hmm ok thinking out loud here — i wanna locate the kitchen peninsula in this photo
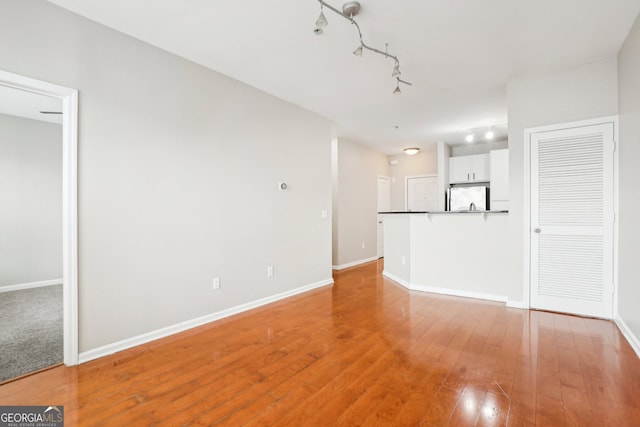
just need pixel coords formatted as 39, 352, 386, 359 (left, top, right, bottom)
380, 211, 512, 304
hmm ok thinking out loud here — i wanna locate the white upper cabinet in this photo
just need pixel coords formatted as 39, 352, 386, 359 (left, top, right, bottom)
490, 149, 509, 210
449, 154, 490, 183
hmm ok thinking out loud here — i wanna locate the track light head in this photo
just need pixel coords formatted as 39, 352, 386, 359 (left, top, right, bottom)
393, 83, 401, 95
315, 8, 328, 28
353, 44, 363, 56
392, 63, 401, 77
485, 128, 494, 140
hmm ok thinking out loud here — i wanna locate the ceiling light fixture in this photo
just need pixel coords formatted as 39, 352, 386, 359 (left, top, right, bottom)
314, 1, 412, 93
404, 147, 420, 155
465, 133, 475, 143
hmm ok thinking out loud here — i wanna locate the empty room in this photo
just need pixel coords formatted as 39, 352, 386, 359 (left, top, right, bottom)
1, 0, 640, 425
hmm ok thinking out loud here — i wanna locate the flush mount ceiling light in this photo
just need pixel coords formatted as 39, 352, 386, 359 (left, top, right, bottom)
404, 147, 420, 155
314, 1, 412, 94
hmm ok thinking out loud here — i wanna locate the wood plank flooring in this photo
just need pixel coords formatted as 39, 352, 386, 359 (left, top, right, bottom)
1, 260, 639, 426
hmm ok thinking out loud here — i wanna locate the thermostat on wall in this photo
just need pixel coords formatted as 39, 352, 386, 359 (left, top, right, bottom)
278, 182, 288, 191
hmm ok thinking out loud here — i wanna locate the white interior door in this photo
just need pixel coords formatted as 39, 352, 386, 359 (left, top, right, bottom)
530, 122, 614, 318
377, 177, 391, 258
406, 176, 438, 212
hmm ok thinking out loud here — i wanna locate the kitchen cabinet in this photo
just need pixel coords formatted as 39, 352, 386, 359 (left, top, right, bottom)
449, 154, 490, 183
490, 149, 509, 210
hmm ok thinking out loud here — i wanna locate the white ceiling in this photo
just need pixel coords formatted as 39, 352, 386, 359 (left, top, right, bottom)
0, 85, 62, 125
47, 0, 640, 154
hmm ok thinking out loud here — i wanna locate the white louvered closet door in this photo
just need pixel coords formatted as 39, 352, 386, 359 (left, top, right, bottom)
530, 122, 614, 318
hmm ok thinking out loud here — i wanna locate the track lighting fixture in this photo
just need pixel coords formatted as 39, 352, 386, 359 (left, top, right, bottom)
314, 1, 412, 93
463, 125, 503, 144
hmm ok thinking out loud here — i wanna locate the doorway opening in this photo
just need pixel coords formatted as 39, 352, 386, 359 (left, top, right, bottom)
0, 69, 79, 368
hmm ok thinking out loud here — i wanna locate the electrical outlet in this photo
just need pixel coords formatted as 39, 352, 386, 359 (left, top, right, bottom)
212, 277, 220, 289
362, 242, 365, 249
267, 266, 274, 277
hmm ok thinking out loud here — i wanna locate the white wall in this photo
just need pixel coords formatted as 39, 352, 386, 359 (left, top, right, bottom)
385, 214, 510, 300
506, 57, 619, 304
617, 14, 640, 350
388, 144, 438, 211
0, 1, 332, 353
0, 113, 62, 287
333, 138, 388, 268
450, 140, 508, 157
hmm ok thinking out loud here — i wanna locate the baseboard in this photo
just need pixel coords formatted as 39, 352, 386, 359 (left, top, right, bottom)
410, 284, 508, 303
614, 316, 640, 359
79, 277, 334, 364
0, 279, 63, 293
506, 300, 528, 309
382, 272, 507, 303
332, 256, 379, 271
382, 271, 411, 289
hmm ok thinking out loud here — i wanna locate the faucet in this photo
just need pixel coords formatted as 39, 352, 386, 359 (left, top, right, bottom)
469, 202, 476, 211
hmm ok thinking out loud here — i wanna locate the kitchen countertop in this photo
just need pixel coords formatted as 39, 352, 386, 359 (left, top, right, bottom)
378, 210, 508, 214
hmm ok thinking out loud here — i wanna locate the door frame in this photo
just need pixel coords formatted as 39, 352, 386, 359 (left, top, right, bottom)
404, 174, 438, 211
0, 69, 79, 365
522, 116, 619, 315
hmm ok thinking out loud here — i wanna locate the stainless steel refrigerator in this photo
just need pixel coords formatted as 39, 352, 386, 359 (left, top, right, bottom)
447, 186, 489, 211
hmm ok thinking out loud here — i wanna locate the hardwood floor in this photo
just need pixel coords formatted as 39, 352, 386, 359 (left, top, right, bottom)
1, 260, 639, 426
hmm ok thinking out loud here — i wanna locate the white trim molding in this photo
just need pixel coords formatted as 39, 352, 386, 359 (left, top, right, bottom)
383, 271, 508, 304
614, 317, 640, 359
332, 256, 378, 271
79, 278, 334, 364
0, 279, 63, 293
505, 300, 528, 309
0, 69, 79, 366
382, 271, 411, 289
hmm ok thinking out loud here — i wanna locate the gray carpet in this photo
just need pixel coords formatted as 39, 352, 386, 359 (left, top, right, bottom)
0, 285, 63, 383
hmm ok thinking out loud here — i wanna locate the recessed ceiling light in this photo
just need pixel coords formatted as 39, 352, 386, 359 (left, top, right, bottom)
465, 133, 474, 143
